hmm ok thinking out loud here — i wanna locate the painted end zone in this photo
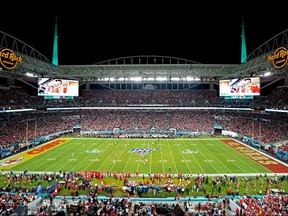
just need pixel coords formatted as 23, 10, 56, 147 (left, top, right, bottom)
221, 139, 288, 173
0, 138, 71, 169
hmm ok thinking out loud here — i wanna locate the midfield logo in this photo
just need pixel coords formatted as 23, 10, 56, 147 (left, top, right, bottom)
130, 148, 159, 156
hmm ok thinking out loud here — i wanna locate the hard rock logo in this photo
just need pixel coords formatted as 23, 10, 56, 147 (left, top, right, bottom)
0, 48, 23, 70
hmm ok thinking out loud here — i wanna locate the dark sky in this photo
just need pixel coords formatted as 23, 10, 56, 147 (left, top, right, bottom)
1, 3, 287, 65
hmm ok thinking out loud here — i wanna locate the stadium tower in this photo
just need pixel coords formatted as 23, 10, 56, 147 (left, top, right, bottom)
241, 15, 247, 64
52, 17, 58, 66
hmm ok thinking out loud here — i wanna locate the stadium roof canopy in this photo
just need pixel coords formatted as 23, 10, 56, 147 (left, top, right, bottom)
0, 29, 287, 83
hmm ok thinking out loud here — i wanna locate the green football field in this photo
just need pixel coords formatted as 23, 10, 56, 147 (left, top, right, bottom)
2, 138, 273, 175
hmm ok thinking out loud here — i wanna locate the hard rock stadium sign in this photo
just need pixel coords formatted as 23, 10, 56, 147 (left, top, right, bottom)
0, 48, 23, 70
267, 46, 288, 69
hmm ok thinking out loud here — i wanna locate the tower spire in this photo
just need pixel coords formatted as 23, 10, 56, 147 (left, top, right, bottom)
241, 15, 247, 64
52, 17, 58, 65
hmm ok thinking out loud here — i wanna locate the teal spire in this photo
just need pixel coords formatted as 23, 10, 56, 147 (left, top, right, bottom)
241, 16, 247, 64
52, 17, 58, 65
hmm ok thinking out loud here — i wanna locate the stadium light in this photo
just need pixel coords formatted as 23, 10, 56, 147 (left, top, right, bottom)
171, 77, 180, 81
264, 72, 272, 76
156, 77, 167, 81
186, 77, 194, 81
130, 77, 142, 81
26, 72, 36, 77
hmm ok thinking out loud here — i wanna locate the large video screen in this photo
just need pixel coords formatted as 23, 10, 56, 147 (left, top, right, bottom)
219, 77, 260, 97
38, 78, 79, 97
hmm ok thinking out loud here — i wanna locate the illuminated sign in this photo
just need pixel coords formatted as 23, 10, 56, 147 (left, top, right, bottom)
267, 46, 288, 69
0, 48, 23, 70
219, 77, 260, 97
38, 78, 79, 97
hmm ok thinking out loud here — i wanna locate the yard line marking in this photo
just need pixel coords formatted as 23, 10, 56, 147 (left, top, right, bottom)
54, 139, 97, 172
122, 139, 136, 172
221, 139, 282, 173
215, 140, 258, 173
202, 140, 235, 173
96, 140, 125, 171
159, 140, 165, 173
75, 139, 107, 171
174, 140, 192, 174
192, 140, 219, 173
4, 138, 72, 171
182, 140, 205, 174
167, 140, 179, 174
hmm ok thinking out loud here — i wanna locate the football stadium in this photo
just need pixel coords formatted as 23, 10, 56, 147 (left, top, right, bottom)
0, 22, 288, 215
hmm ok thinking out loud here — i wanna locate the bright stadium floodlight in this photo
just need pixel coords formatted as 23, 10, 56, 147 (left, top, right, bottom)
26, 72, 36, 77
264, 72, 272, 76
130, 77, 142, 81
171, 77, 180, 81
118, 77, 125, 81
110, 78, 115, 81
186, 77, 194, 81
156, 77, 167, 81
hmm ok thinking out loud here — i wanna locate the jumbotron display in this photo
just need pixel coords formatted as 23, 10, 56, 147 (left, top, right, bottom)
219, 77, 260, 98
37, 78, 79, 97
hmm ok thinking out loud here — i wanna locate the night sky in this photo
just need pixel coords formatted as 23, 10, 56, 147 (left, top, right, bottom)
1, 3, 287, 66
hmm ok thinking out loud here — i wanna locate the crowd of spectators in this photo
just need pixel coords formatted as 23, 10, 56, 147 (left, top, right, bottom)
0, 169, 287, 215
0, 86, 288, 163
236, 194, 288, 215
0, 109, 287, 153
0, 86, 288, 215
0, 86, 287, 109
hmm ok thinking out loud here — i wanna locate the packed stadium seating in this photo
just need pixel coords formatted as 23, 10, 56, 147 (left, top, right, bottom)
0, 84, 288, 215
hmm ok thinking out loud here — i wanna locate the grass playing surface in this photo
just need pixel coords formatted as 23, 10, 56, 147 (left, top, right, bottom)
2, 138, 276, 175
